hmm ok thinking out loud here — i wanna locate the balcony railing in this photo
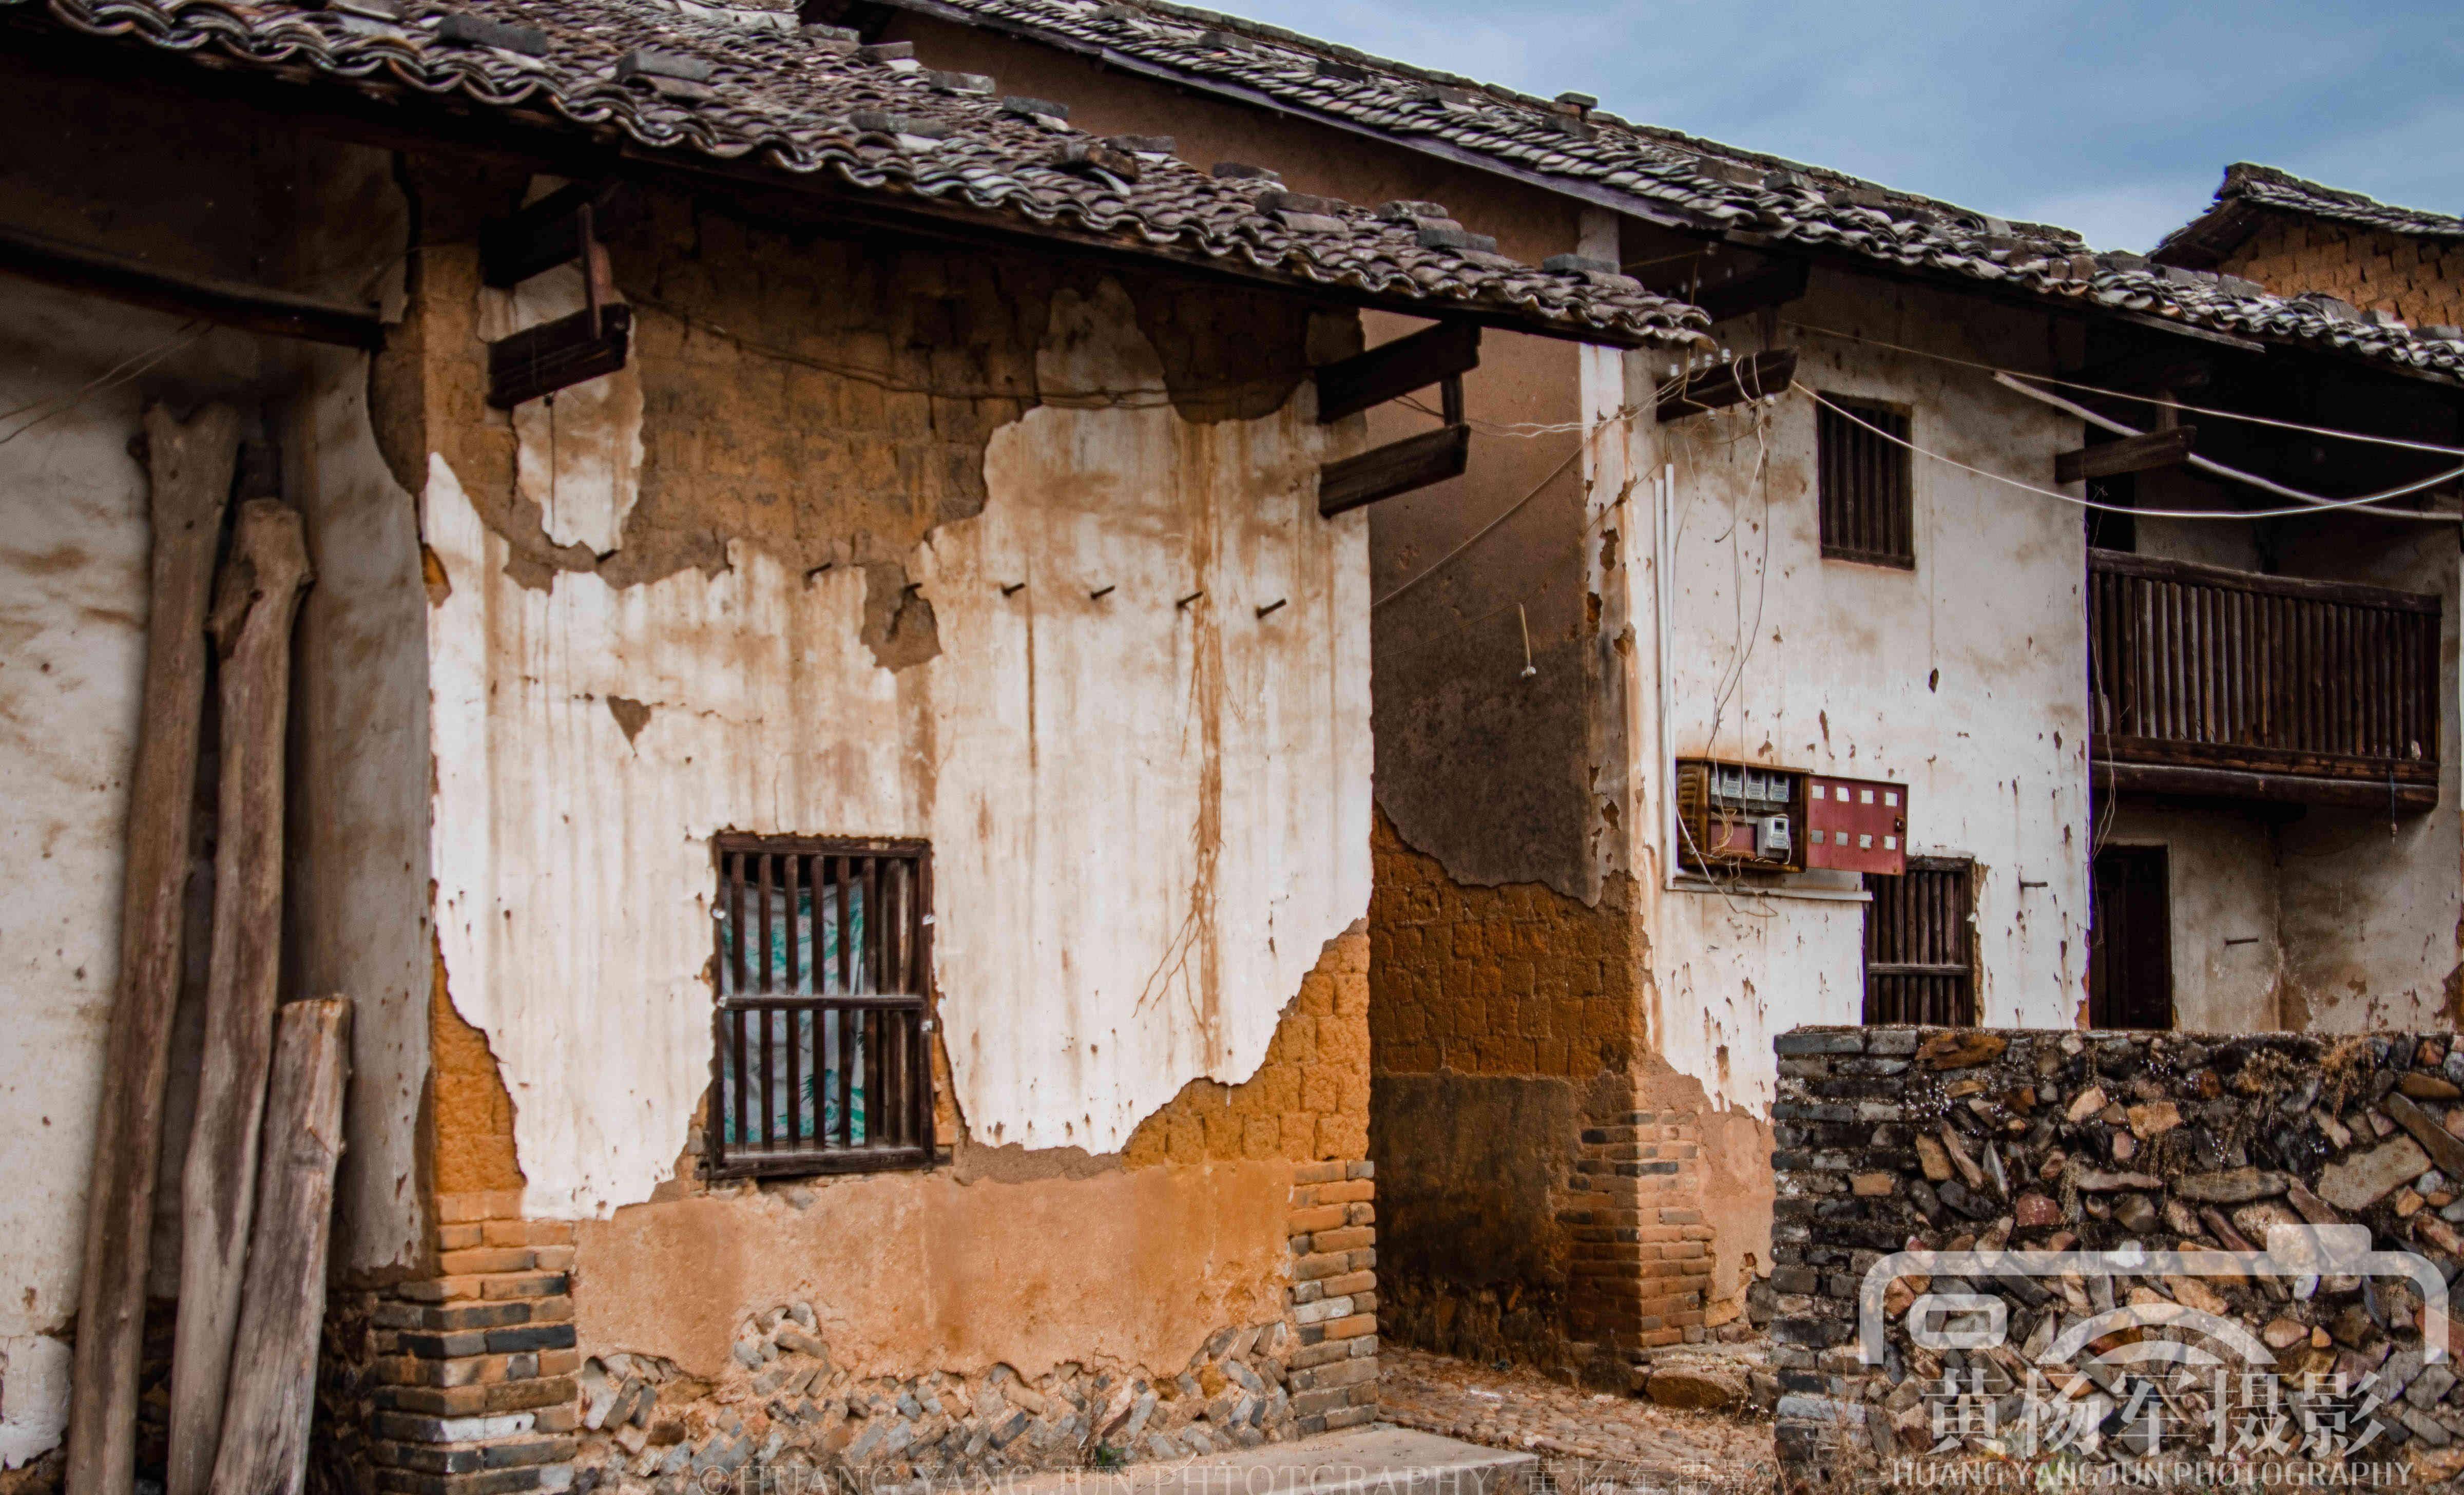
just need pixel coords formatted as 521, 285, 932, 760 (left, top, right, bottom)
2087, 548, 2442, 812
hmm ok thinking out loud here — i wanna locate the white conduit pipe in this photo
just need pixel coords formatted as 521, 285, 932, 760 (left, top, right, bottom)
1992, 371, 2464, 523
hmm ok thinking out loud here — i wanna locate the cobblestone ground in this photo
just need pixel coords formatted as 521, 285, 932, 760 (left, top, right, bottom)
1376, 1349, 1776, 1492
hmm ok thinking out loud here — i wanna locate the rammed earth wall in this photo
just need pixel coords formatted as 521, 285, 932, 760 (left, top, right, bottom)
1767, 1026, 2464, 1492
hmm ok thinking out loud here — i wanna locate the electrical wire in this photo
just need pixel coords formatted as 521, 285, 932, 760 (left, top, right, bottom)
1786, 318, 2464, 458
1992, 372, 2461, 522
0, 321, 211, 446
1801, 386, 2464, 521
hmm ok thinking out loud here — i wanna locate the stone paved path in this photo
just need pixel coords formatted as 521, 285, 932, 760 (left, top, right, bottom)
1375, 1349, 1774, 1491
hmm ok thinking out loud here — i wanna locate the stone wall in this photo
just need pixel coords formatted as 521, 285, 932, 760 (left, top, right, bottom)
2219, 214, 2464, 330
1369, 816, 1711, 1383
557, 1160, 1376, 1492
1766, 1025, 2464, 1490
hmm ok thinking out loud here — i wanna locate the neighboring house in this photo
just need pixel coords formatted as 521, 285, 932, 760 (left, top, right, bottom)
0, 1, 1703, 1491
809, 0, 2464, 1385
2156, 163, 2464, 333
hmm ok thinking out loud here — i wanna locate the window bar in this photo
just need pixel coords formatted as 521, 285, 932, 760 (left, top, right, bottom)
867, 855, 887, 1147
837, 856, 856, 1149
784, 853, 802, 1148
758, 853, 775, 1148
916, 851, 935, 1149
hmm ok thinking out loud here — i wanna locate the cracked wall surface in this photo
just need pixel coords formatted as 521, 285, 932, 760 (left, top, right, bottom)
410, 168, 1373, 1218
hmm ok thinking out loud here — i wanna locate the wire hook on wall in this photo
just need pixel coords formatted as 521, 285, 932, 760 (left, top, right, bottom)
1255, 599, 1286, 619
1000, 581, 1027, 597
1176, 590, 1205, 609
1517, 603, 1537, 679
1089, 584, 1115, 601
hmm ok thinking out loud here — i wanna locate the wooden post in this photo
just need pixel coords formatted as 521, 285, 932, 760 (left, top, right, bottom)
167, 500, 313, 1495
66, 402, 240, 1495
207, 998, 350, 1495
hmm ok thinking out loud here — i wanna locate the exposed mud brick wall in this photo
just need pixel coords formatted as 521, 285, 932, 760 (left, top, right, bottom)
1121, 926, 1370, 1166
2220, 215, 2464, 330
1768, 1025, 2464, 1490
1369, 815, 1697, 1382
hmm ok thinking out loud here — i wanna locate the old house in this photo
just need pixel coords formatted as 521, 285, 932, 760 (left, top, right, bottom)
2155, 163, 2464, 334
796, 0, 2464, 1389
0, 0, 1707, 1487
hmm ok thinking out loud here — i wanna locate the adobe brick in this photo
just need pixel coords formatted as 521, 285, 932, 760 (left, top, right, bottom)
437, 1224, 485, 1252
404, 1302, 533, 1333
1322, 1314, 1376, 1340
1316, 1179, 1374, 1204
1311, 1356, 1378, 1389
1311, 1226, 1374, 1253
376, 1376, 577, 1417
1324, 1404, 1377, 1430
1291, 1388, 1352, 1416
400, 1331, 490, 1360
1287, 1205, 1350, 1235
1319, 1270, 1376, 1296
1292, 1252, 1351, 1282
525, 1296, 574, 1324
375, 1442, 485, 1474
438, 1248, 535, 1276
484, 1324, 577, 1354
482, 1273, 568, 1300
398, 1277, 486, 1304
480, 1437, 578, 1469
1292, 1162, 1345, 1186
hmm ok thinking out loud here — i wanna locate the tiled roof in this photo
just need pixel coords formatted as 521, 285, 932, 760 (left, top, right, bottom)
0, 0, 1711, 348
861, 0, 2464, 381
2155, 163, 2464, 271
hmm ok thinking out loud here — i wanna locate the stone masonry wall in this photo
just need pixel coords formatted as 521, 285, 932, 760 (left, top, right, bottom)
1369, 815, 1709, 1384
2219, 214, 2464, 331
1767, 1025, 2464, 1491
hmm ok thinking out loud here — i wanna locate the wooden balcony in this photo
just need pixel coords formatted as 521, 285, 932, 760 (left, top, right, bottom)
2087, 548, 2443, 813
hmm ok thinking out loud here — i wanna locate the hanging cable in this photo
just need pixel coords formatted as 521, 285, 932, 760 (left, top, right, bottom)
1786, 318, 2464, 458
1991, 373, 2462, 522
1801, 386, 2464, 521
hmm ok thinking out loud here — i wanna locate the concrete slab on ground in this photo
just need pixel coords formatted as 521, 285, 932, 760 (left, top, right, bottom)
1003, 1426, 1536, 1495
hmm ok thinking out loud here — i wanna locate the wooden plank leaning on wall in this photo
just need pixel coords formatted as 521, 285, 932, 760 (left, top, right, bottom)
66, 404, 242, 1495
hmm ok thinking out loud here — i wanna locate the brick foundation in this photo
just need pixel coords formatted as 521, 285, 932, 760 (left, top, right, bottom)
322, 1192, 583, 1495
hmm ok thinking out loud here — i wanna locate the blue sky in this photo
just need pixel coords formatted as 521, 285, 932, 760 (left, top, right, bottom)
1216, 0, 2464, 252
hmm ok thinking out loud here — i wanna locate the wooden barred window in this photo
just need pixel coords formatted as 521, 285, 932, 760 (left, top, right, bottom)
1861, 856, 1976, 1026
1817, 395, 1915, 568
710, 835, 935, 1177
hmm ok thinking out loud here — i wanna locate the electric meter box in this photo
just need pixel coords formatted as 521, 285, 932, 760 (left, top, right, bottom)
1674, 759, 1806, 873
1676, 760, 1909, 877
1804, 776, 1909, 875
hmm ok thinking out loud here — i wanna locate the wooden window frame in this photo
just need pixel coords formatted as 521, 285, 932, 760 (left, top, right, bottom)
1861, 855, 1976, 1026
708, 833, 937, 1179
1817, 393, 1916, 570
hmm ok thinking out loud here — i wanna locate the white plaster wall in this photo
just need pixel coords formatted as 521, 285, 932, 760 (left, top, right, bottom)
2100, 803, 2284, 1033
284, 342, 433, 1272
0, 282, 265, 1462
426, 280, 1373, 1218
1628, 282, 2091, 1114
2276, 533, 2463, 1030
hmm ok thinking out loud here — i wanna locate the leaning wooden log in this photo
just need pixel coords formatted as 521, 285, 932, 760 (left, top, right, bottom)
65, 402, 241, 1495
208, 998, 350, 1495
167, 500, 314, 1495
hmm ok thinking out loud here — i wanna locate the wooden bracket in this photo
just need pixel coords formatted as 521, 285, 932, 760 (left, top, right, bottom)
2056, 425, 2196, 485
1656, 348, 1796, 421
1319, 425, 1470, 517
1672, 257, 1811, 325
1315, 321, 1481, 424
479, 181, 633, 289
483, 198, 632, 408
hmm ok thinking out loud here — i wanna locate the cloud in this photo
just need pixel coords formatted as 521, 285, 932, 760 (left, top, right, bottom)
1206, 0, 2463, 253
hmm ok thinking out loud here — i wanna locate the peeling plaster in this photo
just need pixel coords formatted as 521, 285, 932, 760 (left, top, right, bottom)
424, 280, 1372, 1217
479, 263, 645, 559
